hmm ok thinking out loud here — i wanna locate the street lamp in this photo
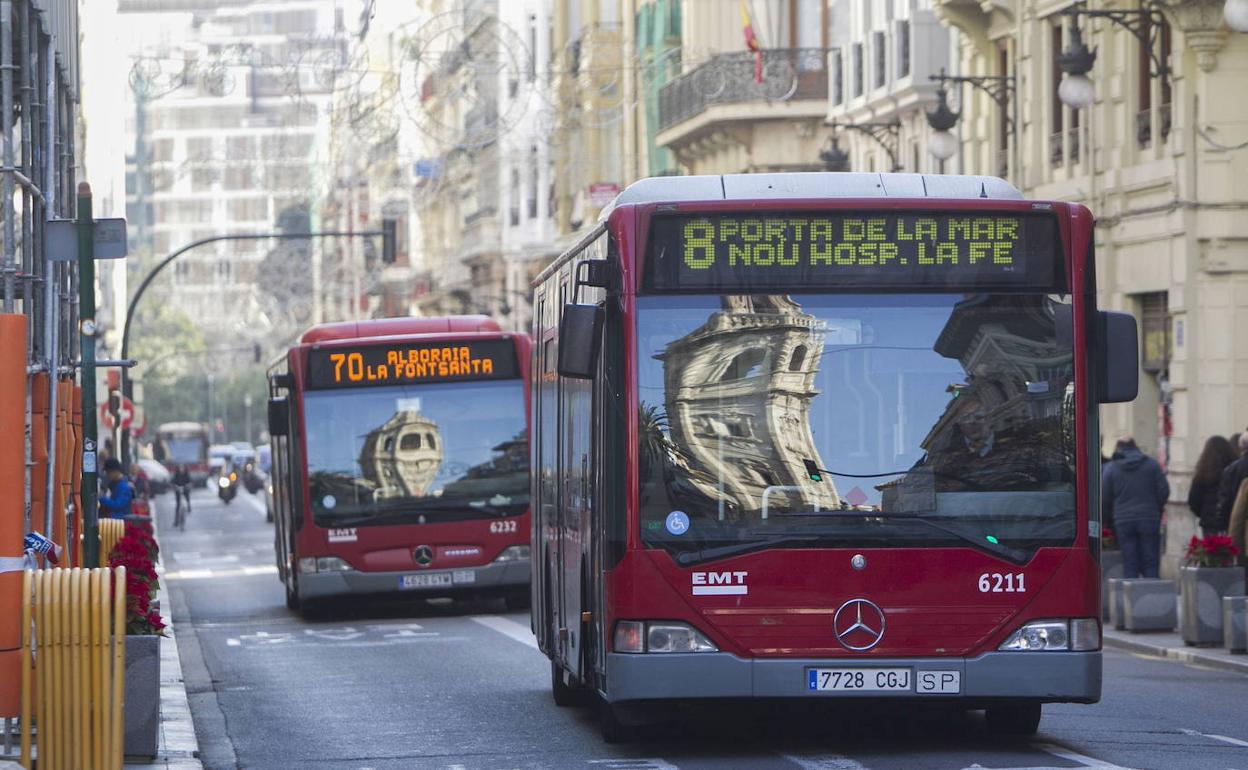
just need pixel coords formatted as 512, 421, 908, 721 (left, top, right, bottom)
1226, 0, 1248, 33
925, 87, 960, 162
1056, 4, 1172, 111
819, 136, 850, 172
826, 120, 902, 172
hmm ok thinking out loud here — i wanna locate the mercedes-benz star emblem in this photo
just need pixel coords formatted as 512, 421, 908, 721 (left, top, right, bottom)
833, 598, 886, 651
413, 545, 434, 567
851, 554, 866, 570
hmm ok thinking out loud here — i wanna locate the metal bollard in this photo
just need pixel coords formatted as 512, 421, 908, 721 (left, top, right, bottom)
1224, 596, 1248, 654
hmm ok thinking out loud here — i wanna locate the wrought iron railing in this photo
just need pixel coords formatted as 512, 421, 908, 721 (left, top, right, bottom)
1050, 127, 1082, 167
658, 48, 829, 132
1136, 103, 1172, 147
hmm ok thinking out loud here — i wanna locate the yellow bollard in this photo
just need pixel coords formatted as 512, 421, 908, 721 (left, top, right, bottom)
112, 565, 126, 769
16, 567, 130, 770
19, 570, 32, 768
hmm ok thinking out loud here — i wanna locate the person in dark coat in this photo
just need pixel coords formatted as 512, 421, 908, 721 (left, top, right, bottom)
1102, 437, 1170, 578
1217, 433, 1248, 533
1188, 435, 1235, 536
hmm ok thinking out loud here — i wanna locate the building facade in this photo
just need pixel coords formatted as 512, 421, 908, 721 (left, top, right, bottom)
830, 0, 1248, 575
119, 0, 345, 342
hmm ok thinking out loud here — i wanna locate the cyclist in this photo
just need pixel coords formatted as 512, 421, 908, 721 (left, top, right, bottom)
172, 463, 193, 531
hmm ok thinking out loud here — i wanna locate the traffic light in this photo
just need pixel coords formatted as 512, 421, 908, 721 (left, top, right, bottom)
381, 218, 397, 264
253, 343, 262, 364
803, 459, 823, 483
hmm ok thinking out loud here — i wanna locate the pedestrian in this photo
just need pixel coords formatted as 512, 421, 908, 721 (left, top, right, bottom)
1216, 433, 1248, 532
99, 457, 135, 519
130, 463, 150, 499
1187, 435, 1235, 536
1102, 437, 1170, 578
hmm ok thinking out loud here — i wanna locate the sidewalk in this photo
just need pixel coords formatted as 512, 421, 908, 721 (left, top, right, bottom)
125, 499, 203, 769
1103, 627, 1248, 676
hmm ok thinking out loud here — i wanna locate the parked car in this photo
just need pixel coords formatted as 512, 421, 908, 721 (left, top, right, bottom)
137, 458, 171, 495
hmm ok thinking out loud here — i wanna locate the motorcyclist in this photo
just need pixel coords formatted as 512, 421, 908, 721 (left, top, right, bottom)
99, 458, 135, 519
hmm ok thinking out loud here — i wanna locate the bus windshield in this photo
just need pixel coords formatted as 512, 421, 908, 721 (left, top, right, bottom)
636, 293, 1077, 563
161, 436, 205, 465
303, 380, 528, 527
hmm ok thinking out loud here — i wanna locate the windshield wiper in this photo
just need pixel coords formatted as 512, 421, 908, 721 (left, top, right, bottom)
768, 510, 1029, 564
674, 535, 821, 566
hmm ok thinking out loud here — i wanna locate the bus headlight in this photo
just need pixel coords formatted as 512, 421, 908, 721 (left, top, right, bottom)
316, 557, 352, 572
647, 623, 718, 653
613, 621, 718, 654
297, 557, 353, 573
493, 545, 531, 562
999, 618, 1100, 651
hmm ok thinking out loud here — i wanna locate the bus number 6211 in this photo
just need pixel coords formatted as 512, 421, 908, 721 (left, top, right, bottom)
978, 573, 1025, 593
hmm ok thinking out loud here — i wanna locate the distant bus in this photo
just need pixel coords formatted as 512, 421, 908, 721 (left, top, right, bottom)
155, 422, 211, 485
266, 316, 532, 616
530, 172, 1139, 741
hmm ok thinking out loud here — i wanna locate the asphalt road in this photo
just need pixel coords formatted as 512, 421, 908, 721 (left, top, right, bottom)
156, 487, 1248, 770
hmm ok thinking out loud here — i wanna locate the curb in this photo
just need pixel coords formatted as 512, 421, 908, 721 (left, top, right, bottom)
1103, 631, 1248, 676
125, 497, 204, 770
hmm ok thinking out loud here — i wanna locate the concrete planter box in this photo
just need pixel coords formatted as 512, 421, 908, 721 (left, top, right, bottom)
1121, 579, 1176, 633
124, 634, 161, 759
1107, 578, 1126, 630
1101, 551, 1124, 622
1179, 566, 1245, 646
1224, 596, 1248, 654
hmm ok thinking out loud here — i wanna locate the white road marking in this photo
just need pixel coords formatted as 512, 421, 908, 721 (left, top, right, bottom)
588, 761, 680, 769
166, 565, 277, 580
470, 614, 540, 650
1179, 727, 1248, 748
1033, 743, 1140, 769
304, 627, 365, 641
781, 753, 868, 769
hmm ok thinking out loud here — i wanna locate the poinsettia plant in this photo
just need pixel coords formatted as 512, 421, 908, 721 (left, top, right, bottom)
108, 522, 166, 636
1183, 534, 1240, 568
1101, 527, 1118, 551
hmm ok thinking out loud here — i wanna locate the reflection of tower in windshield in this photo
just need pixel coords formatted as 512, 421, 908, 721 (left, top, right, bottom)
657, 295, 840, 519
440, 430, 530, 500
358, 411, 444, 499
905, 295, 1073, 496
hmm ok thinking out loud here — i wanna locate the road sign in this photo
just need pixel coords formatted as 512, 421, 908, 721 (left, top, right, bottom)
99, 396, 135, 430
47, 218, 129, 260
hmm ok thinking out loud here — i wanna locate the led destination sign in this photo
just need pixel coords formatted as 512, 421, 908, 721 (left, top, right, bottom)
644, 212, 1062, 291
306, 339, 519, 389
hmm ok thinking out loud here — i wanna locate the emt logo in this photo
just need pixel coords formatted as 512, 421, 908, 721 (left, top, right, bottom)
691, 571, 748, 596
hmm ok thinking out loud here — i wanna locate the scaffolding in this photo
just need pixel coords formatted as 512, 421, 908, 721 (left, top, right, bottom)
0, 0, 81, 538
1, 0, 83, 751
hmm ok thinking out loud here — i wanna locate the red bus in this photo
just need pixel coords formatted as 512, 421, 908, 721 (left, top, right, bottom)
530, 173, 1138, 741
267, 316, 532, 616
155, 422, 211, 486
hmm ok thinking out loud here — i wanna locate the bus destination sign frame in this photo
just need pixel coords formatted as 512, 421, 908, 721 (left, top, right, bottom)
306, 338, 519, 390
643, 211, 1063, 292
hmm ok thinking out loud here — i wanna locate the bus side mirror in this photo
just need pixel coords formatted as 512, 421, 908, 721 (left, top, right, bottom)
268, 397, 289, 437
1098, 311, 1139, 404
557, 304, 603, 380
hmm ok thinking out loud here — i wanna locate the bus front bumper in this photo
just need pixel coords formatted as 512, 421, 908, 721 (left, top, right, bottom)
604, 651, 1100, 704
298, 560, 530, 600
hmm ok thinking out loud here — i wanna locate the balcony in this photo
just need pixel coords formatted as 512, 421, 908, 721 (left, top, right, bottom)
657, 48, 828, 133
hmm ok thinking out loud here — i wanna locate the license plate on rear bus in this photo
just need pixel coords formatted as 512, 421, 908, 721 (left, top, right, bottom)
808, 668, 912, 692
399, 573, 453, 589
